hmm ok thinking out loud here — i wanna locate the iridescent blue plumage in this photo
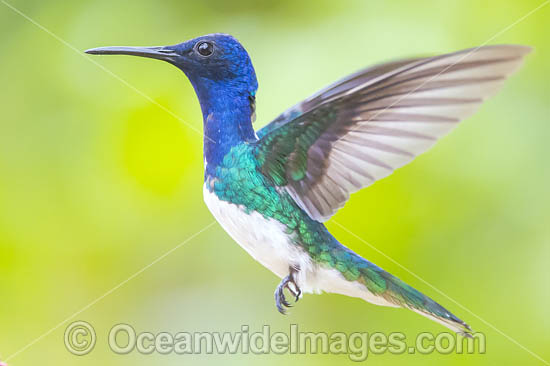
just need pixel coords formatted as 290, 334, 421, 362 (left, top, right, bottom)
167, 34, 259, 175
86, 34, 530, 336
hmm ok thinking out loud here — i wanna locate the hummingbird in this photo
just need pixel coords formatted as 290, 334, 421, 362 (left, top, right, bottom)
86, 34, 529, 336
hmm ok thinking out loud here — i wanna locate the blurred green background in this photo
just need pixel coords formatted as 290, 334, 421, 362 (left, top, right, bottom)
1, 0, 549, 365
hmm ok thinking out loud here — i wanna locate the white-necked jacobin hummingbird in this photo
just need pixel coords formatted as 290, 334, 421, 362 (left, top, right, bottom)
86, 34, 530, 336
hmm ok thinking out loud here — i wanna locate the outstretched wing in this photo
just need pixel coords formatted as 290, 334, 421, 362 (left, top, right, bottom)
254, 45, 530, 222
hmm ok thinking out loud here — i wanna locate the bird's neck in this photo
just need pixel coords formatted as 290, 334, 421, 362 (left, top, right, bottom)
195, 83, 256, 175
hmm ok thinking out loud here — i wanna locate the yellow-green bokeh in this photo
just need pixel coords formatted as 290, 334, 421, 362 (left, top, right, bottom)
1, 0, 549, 365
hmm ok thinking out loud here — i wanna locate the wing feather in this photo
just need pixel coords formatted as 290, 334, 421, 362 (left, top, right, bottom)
255, 45, 531, 221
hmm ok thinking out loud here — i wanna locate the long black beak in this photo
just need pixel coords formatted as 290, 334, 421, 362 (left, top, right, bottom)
84, 46, 179, 63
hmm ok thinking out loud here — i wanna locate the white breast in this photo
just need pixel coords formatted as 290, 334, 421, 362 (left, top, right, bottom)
203, 185, 313, 285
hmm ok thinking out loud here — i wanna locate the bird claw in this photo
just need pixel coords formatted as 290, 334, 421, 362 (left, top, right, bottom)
294, 288, 302, 302
274, 272, 301, 314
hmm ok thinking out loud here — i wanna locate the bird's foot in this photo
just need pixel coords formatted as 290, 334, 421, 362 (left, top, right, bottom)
274, 269, 302, 314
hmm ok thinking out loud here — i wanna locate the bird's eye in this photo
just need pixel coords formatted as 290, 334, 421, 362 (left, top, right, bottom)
196, 41, 214, 57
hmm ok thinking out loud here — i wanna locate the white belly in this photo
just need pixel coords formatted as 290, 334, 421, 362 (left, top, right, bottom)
202, 185, 394, 307
203, 185, 313, 287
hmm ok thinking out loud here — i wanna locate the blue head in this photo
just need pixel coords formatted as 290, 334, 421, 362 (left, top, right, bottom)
86, 34, 258, 170
172, 34, 258, 105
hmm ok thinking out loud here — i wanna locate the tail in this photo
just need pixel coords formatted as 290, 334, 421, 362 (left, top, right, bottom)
311, 233, 472, 335
357, 263, 473, 336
